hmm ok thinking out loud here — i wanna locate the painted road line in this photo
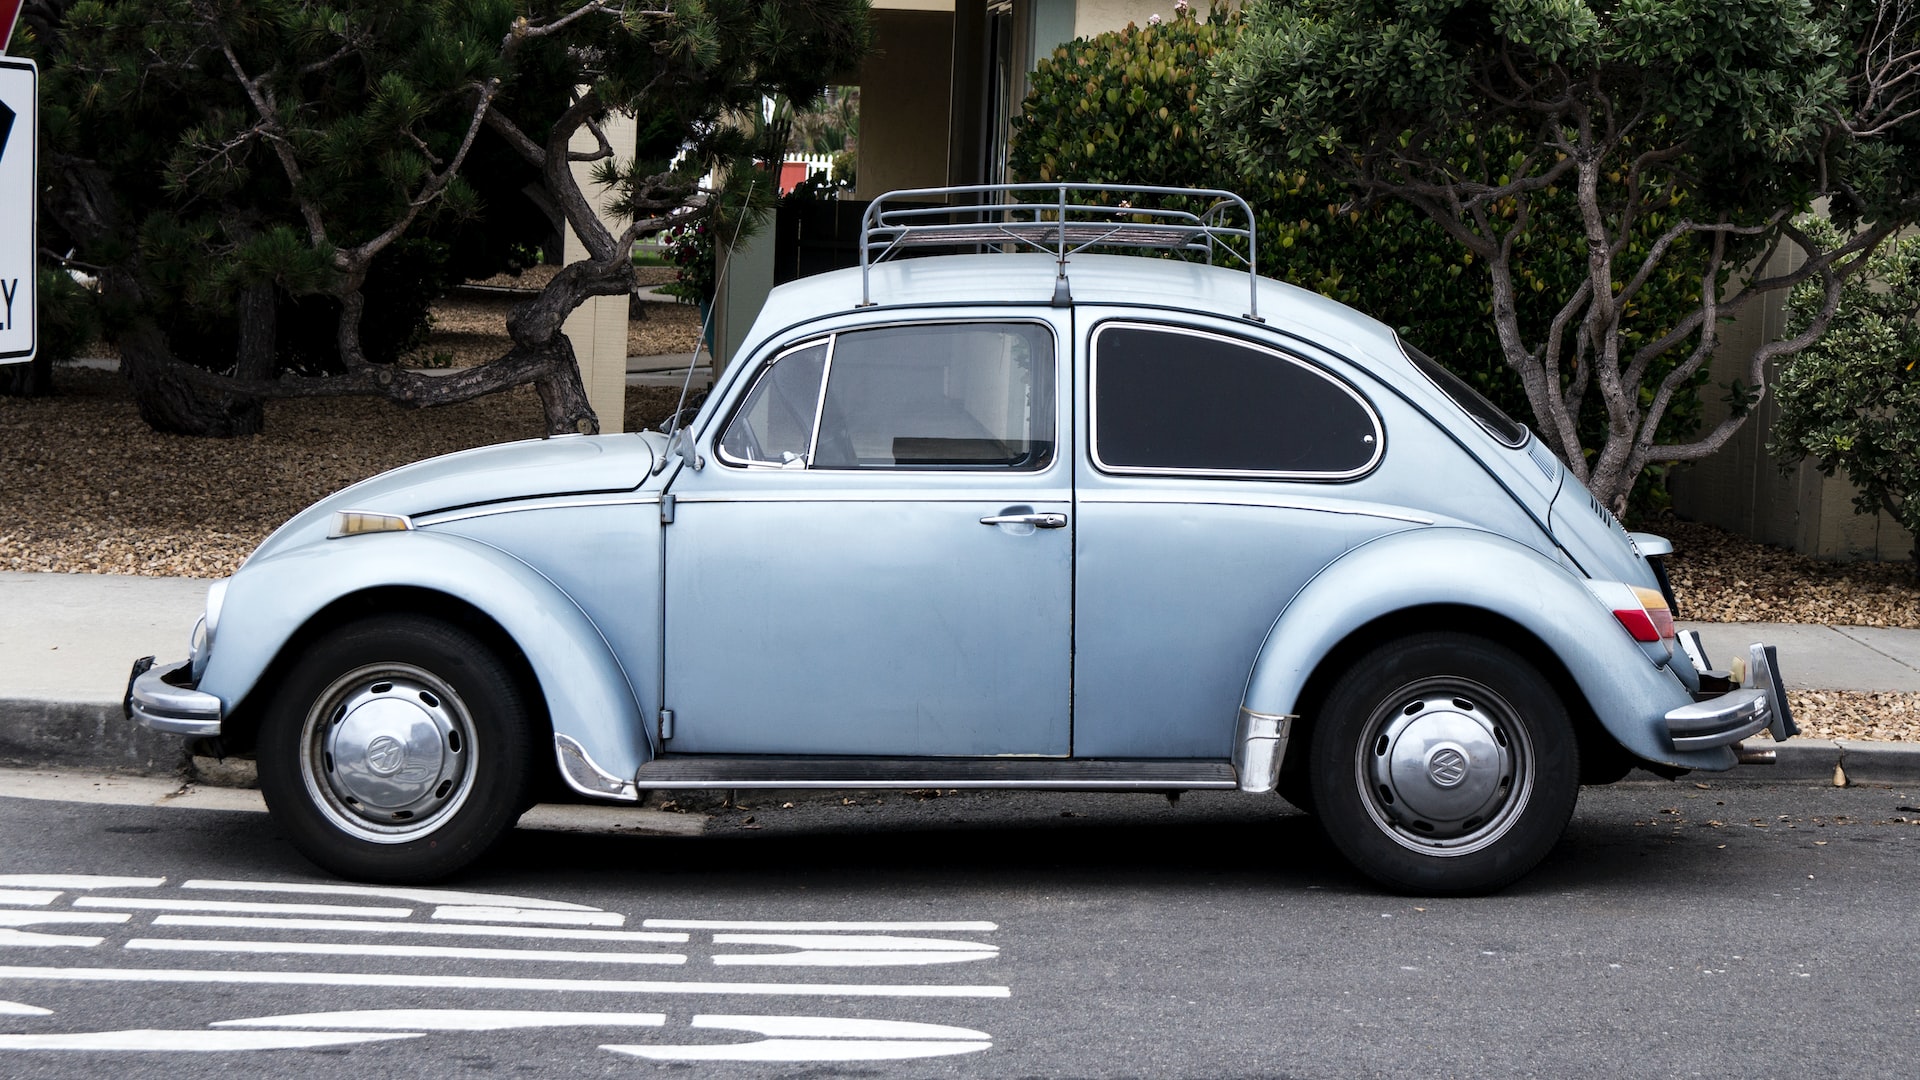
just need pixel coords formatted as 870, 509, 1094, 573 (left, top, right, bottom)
694, 1015, 991, 1040
713, 933, 998, 951
72, 898, 412, 918
0, 913, 129, 928
432, 906, 624, 926
0, 965, 1012, 998
0, 875, 166, 890
645, 920, 998, 932
0, 999, 52, 1016
0, 1029, 419, 1051
182, 879, 603, 912
125, 938, 689, 966
605, 1038, 991, 1062
0, 891, 58, 907
0, 929, 105, 948
605, 1014, 995, 1063
151, 914, 688, 944
712, 950, 999, 967
214, 1009, 668, 1031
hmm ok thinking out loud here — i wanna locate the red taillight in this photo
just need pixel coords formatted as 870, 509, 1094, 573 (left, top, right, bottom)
1612, 606, 1662, 642
1613, 586, 1675, 643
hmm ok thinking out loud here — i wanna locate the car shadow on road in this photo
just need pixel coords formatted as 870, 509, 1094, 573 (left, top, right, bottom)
470, 785, 1795, 901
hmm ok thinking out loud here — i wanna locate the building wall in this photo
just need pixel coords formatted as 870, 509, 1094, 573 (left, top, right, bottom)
855, 9, 956, 199
1668, 248, 1916, 562
560, 109, 638, 433
1073, 0, 1172, 36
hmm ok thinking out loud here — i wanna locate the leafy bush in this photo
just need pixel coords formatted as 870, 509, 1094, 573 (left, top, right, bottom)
1007, 2, 1706, 516
1772, 222, 1920, 569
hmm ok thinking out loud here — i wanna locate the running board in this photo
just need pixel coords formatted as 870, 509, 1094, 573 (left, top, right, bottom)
633, 756, 1240, 791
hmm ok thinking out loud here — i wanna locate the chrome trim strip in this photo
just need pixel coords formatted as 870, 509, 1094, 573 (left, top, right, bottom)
1076, 491, 1431, 524
1665, 688, 1770, 751
1232, 707, 1296, 794
129, 660, 224, 738
634, 778, 1243, 791
413, 496, 661, 528
667, 492, 1069, 505
554, 734, 641, 802
1629, 531, 1673, 557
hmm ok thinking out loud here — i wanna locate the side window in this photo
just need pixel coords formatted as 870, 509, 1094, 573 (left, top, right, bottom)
814, 323, 1054, 469
718, 323, 1055, 471
1092, 324, 1382, 477
718, 342, 828, 466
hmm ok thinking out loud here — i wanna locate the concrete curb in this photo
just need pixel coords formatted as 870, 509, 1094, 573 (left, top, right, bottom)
0, 698, 190, 776
4, 699, 1916, 792
1753, 740, 1920, 786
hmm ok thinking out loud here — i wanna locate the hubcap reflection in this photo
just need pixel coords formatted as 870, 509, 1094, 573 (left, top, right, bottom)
299, 664, 476, 843
1357, 679, 1534, 856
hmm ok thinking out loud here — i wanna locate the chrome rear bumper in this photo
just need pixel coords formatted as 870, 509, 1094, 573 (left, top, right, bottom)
126, 656, 224, 738
1664, 640, 1797, 752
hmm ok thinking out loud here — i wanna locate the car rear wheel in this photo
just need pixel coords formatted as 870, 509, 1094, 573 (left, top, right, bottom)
1310, 633, 1578, 895
258, 615, 536, 883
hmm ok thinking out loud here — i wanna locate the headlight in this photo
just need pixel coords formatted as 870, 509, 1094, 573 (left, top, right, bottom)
330, 510, 414, 538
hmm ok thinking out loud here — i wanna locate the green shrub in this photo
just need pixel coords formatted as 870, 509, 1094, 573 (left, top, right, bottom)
1772, 221, 1920, 569
1008, 3, 1706, 515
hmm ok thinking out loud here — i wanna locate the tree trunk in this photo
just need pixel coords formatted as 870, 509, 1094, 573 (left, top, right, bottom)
530, 334, 599, 435
234, 280, 277, 382
120, 322, 264, 437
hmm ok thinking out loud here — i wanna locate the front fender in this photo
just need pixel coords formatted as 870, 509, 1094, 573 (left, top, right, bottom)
199, 530, 649, 797
1241, 527, 1735, 771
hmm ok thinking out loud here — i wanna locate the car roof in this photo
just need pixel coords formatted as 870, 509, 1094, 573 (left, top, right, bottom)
745, 252, 1406, 365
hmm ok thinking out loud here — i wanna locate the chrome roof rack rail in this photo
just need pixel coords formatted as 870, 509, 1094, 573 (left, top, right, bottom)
858, 183, 1261, 321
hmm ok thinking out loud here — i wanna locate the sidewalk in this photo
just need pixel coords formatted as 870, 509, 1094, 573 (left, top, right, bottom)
3, 570, 1917, 782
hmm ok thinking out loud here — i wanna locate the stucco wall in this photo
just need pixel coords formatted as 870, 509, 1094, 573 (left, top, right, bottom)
1074, 0, 1174, 36
855, 9, 956, 199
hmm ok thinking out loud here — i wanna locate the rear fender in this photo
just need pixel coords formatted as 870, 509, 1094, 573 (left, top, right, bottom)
1241, 528, 1735, 771
198, 531, 649, 799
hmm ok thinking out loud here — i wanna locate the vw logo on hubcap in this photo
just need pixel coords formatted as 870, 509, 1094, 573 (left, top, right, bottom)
1426, 745, 1470, 788
365, 735, 408, 776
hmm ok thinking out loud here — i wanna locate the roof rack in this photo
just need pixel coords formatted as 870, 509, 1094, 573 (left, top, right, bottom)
859, 183, 1261, 320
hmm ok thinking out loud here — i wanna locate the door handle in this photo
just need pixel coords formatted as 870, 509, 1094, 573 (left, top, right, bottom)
980, 512, 1067, 529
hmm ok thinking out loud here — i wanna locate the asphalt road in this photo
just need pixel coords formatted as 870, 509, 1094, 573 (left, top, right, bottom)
2, 779, 1916, 1079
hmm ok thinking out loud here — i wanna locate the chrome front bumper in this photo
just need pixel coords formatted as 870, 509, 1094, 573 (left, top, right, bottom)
125, 656, 224, 738
1664, 640, 1798, 752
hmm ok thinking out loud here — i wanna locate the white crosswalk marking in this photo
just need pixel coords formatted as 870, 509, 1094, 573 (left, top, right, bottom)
125, 937, 688, 965
214, 1009, 667, 1031
0, 873, 1009, 1063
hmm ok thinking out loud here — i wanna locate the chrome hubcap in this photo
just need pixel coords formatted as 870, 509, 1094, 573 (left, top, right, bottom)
299, 663, 476, 844
1357, 679, 1533, 856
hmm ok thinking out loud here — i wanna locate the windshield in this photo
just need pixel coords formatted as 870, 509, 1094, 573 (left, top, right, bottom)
1400, 340, 1529, 448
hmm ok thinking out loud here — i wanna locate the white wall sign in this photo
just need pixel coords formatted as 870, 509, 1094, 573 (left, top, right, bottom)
0, 57, 35, 366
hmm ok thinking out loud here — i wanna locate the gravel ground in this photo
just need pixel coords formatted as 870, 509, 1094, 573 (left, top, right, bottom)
2, 295, 1915, 741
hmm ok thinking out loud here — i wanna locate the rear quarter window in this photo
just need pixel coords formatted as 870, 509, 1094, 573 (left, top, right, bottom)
1091, 323, 1382, 478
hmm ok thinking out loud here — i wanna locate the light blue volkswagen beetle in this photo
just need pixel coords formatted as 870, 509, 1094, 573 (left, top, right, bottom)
128, 185, 1794, 894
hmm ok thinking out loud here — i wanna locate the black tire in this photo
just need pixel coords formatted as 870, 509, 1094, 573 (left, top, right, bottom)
1309, 633, 1579, 895
257, 615, 537, 883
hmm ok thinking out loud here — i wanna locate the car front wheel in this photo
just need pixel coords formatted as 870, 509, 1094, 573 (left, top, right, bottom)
1310, 632, 1579, 895
257, 615, 536, 883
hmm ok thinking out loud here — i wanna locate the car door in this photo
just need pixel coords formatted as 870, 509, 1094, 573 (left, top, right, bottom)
1070, 316, 1400, 759
660, 315, 1071, 757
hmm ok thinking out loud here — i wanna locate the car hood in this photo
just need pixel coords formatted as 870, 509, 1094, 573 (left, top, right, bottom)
246, 433, 659, 564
